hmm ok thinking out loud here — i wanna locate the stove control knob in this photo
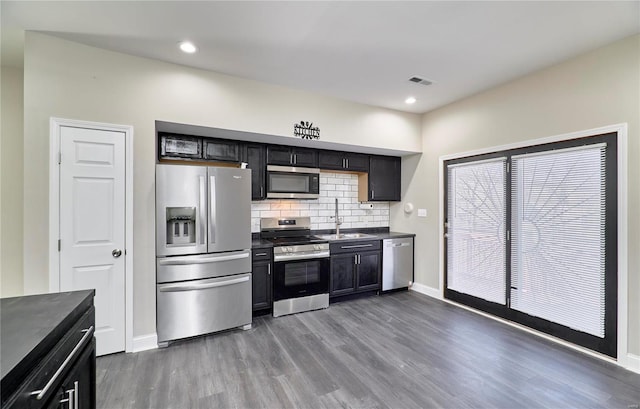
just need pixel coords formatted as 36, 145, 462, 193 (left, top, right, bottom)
287, 247, 293, 253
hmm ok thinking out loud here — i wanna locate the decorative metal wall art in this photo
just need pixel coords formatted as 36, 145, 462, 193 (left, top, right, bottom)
294, 121, 320, 140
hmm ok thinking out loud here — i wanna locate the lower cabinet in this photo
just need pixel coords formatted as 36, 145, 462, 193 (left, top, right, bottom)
329, 240, 381, 298
252, 248, 273, 312
50, 338, 96, 409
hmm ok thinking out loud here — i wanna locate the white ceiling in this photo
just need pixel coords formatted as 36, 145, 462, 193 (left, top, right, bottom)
2, 1, 639, 114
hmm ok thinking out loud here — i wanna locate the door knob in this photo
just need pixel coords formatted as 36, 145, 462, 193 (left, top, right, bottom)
112, 249, 122, 258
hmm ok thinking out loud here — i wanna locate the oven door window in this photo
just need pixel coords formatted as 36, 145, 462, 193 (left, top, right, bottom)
273, 258, 329, 301
268, 172, 310, 193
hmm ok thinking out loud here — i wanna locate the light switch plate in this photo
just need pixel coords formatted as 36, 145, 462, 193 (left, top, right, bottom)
418, 208, 427, 217
359, 203, 374, 209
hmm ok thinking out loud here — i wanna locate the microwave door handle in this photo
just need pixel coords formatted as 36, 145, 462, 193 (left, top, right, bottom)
209, 175, 216, 245
199, 176, 206, 245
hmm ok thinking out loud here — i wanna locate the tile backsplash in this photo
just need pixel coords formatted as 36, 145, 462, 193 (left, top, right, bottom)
251, 172, 389, 232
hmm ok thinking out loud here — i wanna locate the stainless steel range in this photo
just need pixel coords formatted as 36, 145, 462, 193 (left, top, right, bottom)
261, 217, 330, 317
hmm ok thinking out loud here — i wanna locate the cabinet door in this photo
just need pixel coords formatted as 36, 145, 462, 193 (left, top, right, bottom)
266, 146, 293, 165
53, 339, 96, 409
244, 144, 266, 200
330, 254, 357, 297
318, 150, 345, 170
292, 147, 318, 168
369, 156, 401, 201
203, 139, 240, 162
356, 251, 381, 292
345, 153, 369, 172
252, 261, 272, 311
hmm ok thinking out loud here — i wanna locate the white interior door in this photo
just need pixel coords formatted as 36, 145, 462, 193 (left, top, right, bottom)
59, 125, 126, 356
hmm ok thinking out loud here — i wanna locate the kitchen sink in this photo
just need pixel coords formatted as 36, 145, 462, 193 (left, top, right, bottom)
316, 233, 377, 240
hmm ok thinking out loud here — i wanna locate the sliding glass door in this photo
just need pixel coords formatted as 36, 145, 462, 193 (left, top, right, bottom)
444, 133, 617, 357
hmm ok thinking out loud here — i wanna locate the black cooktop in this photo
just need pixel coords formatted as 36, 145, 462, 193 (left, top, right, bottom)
265, 235, 327, 246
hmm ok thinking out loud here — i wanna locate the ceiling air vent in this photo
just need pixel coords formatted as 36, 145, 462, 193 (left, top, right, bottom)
408, 76, 433, 86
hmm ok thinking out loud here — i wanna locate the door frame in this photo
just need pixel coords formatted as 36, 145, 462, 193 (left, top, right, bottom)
438, 123, 629, 368
48, 117, 134, 353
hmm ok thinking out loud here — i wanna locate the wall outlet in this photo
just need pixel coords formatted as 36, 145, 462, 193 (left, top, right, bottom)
359, 203, 374, 209
418, 208, 427, 217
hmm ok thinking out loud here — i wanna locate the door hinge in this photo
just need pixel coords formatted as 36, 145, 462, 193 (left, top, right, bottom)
58, 239, 61, 252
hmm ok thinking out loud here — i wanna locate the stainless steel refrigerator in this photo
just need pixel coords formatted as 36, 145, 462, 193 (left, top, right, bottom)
155, 164, 252, 346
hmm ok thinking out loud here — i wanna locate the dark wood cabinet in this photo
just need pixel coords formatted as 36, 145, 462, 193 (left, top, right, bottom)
242, 144, 266, 200
318, 151, 369, 172
368, 155, 401, 201
252, 249, 273, 312
50, 338, 96, 409
329, 240, 381, 298
267, 146, 318, 167
329, 253, 357, 296
203, 138, 240, 162
1, 291, 96, 409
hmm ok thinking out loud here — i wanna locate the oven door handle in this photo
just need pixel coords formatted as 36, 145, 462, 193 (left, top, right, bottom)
159, 275, 250, 292
274, 251, 330, 262
158, 252, 249, 266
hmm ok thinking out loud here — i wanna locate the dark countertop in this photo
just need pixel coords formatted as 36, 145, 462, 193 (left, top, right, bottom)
251, 230, 414, 248
1, 290, 95, 398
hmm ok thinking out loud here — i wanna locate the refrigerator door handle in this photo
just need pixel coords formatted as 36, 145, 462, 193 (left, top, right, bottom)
199, 175, 206, 245
158, 252, 250, 266
209, 175, 216, 245
159, 275, 250, 292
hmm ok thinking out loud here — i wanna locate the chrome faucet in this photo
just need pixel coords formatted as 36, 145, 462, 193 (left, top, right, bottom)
334, 198, 342, 236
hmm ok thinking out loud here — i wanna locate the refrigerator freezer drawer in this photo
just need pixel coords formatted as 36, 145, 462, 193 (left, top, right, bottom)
156, 250, 251, 283
157, 273, 252, 343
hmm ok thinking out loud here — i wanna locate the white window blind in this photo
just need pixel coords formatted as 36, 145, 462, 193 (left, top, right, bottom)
510, 144, 606, 337
447, 158, 506, 304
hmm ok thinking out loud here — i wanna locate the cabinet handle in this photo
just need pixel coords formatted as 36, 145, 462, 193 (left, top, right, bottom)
358, 254, 361, 264
268, 263, 271, 275
30, 326, 94, 400
290, 153, 293, 164
341, 244, 373, 249
260, 186, 263, 197
294, 154, 297, 165
342, 158, 346, 168
354, 254, 358, 265
346, 159, 349, 168
255, 252, 267, 257
74, 381, 79, 409
372, 190, 375, 199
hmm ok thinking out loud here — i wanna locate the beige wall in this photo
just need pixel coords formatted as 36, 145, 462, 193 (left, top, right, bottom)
1, 65, 24, 297
22, 33, 421, 336
391, 34, 640, 355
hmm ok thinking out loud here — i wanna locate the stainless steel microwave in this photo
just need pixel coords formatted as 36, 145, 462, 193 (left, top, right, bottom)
266, 165, 320, 199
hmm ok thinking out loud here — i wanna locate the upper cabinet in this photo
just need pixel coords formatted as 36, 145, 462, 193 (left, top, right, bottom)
203, 138, 240, 162
157, 130, 402, 202
364, 155, 401, 201
242, 144, 266, 201
318, 150, 369, 172
267, 145, 318, 168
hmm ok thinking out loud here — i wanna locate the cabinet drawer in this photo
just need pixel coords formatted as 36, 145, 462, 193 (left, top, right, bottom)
329, 240, 381, 254
252, 248, 273, 261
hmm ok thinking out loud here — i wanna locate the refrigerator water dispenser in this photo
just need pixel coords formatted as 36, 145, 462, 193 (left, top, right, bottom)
166, 207, 196, 246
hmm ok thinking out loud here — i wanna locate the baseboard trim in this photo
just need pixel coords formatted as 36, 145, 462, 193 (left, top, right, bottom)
132, 333, 158, 353
627, 353, 640, 374
410, 282, 441, 299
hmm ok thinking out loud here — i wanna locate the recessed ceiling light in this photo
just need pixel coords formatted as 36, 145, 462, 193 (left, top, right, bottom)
179, 41, 197, 54
405, 96, 417, 105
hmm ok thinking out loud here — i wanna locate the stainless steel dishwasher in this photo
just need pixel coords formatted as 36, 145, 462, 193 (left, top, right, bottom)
382, 237, 414, 291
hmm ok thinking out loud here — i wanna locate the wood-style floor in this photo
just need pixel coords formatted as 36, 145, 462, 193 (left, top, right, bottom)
97, 292, 640, 408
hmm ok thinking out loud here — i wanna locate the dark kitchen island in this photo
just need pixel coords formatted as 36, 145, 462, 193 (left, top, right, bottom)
1, 290, 96, 409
